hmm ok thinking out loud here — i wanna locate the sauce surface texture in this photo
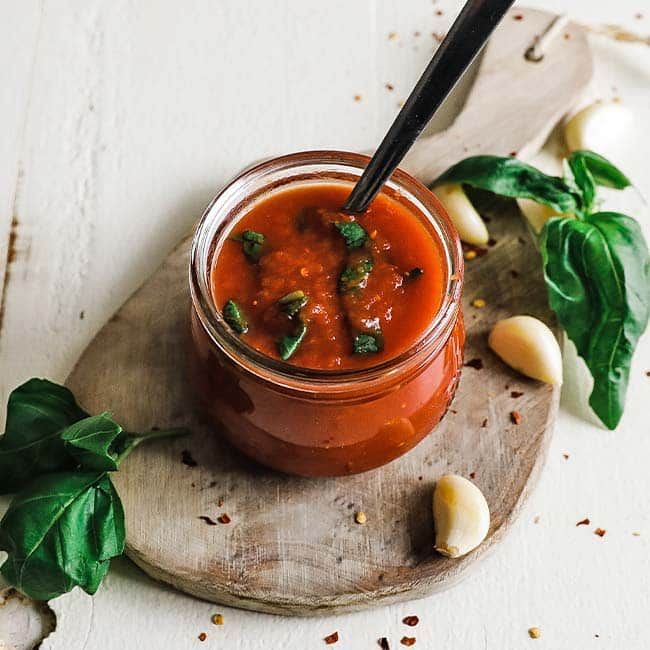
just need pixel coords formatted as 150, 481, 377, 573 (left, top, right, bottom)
211, 183, 445, 370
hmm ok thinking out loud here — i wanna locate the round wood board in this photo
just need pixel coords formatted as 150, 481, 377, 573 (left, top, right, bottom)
65, 8, 590, 615
66, 196, 558, 615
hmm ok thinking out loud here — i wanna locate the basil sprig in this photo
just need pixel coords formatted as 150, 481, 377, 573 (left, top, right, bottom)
433, 150, 649, 429
0, 378, 187, 600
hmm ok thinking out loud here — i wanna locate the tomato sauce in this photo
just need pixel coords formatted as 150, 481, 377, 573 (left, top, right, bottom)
211, 184, 445, 369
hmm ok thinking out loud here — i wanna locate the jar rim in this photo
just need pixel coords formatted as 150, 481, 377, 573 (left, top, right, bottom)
189, 150, 464, 393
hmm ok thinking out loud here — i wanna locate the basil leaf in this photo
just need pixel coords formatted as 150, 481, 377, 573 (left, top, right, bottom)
566, 154, 596, 214
233, 230, 265, 261
353, 332, 383, 354
339, 256, 374, 293
62, 413, 127, 472
334, 221, 368, 249
570, 150, 631, 190
278, 320, 307, 360
433, 155, 580, 214
541, 212, 650, 429
0, 379, 88, 494
0, 471, 125, 601
278, 290, 309, 316
223, 300, 248, 334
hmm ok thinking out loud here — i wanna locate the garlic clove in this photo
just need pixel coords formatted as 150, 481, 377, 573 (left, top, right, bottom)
433, 184, 489, 246
516, 198, 560, 234
433, 474, 490, 558
488, 315, 563, 385
564, 101, 633, 154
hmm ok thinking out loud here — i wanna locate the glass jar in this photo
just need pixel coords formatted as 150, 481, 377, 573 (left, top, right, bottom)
188, 151, 464, 477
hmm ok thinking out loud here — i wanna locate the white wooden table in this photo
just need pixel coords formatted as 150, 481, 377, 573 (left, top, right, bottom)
1, 1, 649, 648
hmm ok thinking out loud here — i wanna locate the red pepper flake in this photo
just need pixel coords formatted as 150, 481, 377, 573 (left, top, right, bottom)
324, 631, 339, 645
563, 453, 570, 460
464, 358, 483, 370
469, 472, 476, 480
509, 151, 518, 157
510, 411, 522, 425
513, 13, 524, 20
401, 638, 416, 647
385, 83, 394, 91
378, 638, 391, 650
510, 391, 524, 398
354, 94, 362, 102
435, 9, 444, 15
594, 528, 607, 537
564, 32, 571, 39
645, 370, 650, 377
576, 518, 590, 526
481, 418, 488, 428
198, 632, 207, 642
218, 513, 231, 524
403, 615, 419, 627
181, 450, 198, 467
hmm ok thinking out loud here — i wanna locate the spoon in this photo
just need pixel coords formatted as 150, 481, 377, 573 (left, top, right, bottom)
344, 0, 516, 214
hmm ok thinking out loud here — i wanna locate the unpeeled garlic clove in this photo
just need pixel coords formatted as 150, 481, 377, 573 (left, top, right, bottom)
433, 184, 489, 246
488, 315, 563, 385
564, 101, 632, 154
433, 474, 490, 558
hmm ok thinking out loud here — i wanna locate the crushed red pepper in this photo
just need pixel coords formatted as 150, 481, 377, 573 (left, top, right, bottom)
510, 411, 522, 425
576, 518, 590, 526
402, 616, 419, 627
324, 631, 339, 645
181, 450, 198, 467
510, 390, 524, 398
198, 632, 207, 642
401, 637, 416, 647
378, 638, 391, 650
594, 528, 607, 537
218, 514, 231, 524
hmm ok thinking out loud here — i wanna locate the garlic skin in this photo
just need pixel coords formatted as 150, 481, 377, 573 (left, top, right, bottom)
433, 184, 489, 246
433, 474, 490, 559
564, 101, 632, 154
488, 315, 563, 385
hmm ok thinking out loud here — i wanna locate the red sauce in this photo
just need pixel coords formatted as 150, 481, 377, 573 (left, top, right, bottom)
211, 184, 445, 369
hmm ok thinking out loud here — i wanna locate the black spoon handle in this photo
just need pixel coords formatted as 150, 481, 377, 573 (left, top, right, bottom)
344, 0, 516, 214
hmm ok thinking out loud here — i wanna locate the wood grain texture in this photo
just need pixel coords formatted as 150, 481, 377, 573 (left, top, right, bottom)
65, 8, 589, 616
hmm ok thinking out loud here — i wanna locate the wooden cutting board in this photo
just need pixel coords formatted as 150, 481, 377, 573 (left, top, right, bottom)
66, 8, 592, 615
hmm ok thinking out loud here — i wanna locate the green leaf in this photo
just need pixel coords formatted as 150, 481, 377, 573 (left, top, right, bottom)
334, 221, 368, 249
233, 230, 265, 261
223, 300, 248, 334
62, 413, 126, 472
432, 155, 580, 214
353, 332, 383, 354
278, 290, 309, 316
570, 150, 631, 190
566, 154, 596, 214
0, 379, 88, 494
0, 471, 125, 601
339, 256, 374, 293
541, 212, 650, 428
278, 320, 307, 360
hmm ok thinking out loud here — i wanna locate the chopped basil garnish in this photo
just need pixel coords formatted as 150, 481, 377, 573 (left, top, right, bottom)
339, 256, 374, 293
353, 332, 383, 354
223, 300, 248, 334
405, 267, 424, 281
232, 230, 265, 261
334, 221, 368, 249
279, 290, 309, 317
278, 320, 307, 360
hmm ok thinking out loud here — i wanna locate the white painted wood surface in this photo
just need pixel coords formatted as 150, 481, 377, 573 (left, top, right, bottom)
1, 1, 649, 648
